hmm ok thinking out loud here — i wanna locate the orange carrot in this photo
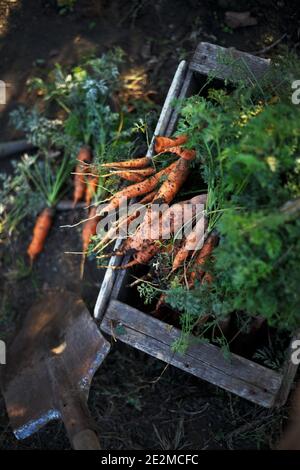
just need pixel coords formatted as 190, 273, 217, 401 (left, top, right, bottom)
152, 158, 190, 204
155, 135, 188, 153
154, 293, 166, 314
27, 207, 54, 263
165, 146, 196, 161
73, 146, 93, 206
188, 232, 218, 287
82, 207, 99, 253
97, 191, 156, 250
139, 189, 158, 204
114, 171, 145, 183
85, 176, 98, 205
73, 174, 86, 206
161, 194, 207, 237
100, 156, 151, 169
172, 215, 206, 271
106, 167, 156, 178
99, 161, 178, 215
124, 194, 206, 254
106, 241, 161, 270
77, 146, 92, 163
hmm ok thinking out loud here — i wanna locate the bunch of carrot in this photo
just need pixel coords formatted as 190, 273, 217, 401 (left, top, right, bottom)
91, 134, 202, 268
90, 134, 220, 323
79, 133, 198, 260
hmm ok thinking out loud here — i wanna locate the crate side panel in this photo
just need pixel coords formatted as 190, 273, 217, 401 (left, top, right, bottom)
101, 300, 282, 408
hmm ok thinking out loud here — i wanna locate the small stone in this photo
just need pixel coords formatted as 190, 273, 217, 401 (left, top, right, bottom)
225, 11, 258, 29
49, 49, 59, 58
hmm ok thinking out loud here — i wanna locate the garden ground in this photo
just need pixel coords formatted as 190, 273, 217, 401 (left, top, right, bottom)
0, 0, 299, 449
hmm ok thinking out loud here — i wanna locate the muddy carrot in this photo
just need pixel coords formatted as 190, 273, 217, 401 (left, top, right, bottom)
73, 146, 92, 206
100, 156, 151, 169
104, 167, 156, 178
85, 176, 98, 205
125, 194, 206, 253
95, 190, 158, 251
172, 216, 206, 271
188, 232, 218, 287
99, 161, 178, 215
165, 146, 196, 161
82, 207, 99, 254
152, 158, 190, 205
27, 207, 54, 263
155, 135, 188, 153
103, 241, 161, 270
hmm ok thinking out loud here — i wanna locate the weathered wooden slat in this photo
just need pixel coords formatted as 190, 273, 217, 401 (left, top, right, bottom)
190, 42, 270, 83
275, 330, 300, 407
165, 69, 197, 137
147, 60, 188, 153
101, 300, 282, 408
93, 60, 188, 321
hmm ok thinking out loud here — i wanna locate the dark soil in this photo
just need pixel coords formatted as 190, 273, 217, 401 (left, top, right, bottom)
0, 0, 298, 450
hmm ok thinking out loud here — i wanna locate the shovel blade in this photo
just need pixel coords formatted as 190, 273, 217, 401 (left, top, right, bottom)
1, 291, 110, 439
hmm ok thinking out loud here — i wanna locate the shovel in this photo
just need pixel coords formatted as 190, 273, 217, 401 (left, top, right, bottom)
0, 290, 110, 450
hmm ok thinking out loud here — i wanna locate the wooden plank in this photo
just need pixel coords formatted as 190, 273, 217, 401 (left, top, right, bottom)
101, 300, 282, 408
147, 60, 188, 154
275, 330, 300, 407
190, 42, 270, 83
93, 61, 188, 321
165, 69, 197, 137
166, 42, 270, 136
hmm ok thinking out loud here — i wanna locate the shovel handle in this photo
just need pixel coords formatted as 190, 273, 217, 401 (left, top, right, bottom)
72, 429, 101, 451
59, 393, 101, 450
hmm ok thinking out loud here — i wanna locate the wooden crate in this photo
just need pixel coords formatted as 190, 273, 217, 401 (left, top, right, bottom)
98, 42, 300, 408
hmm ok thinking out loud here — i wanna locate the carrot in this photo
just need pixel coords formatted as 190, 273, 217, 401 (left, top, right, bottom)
112, 171, 145, 183
165, 146, 196, 161
101, 167, 156, 183
188, 232, 218, 287
73, 174, 86, 206
82, 207, 99, 254
100, 156, 151, 169
124, 194, 206, 254
152, 158, 190, 205
153, 293, 166, 314
172, 215, 206, 271
155, 135, 196, 161
155, 135, 188, 153
105, 241, 161, 270
102, 195, 205, 271
96, 190, 158, 252
161, 194, 207, 237
73, 146, 93, 206
77, 146, 92, 164
27, 207, 54, 263
139, 189, 158, 204
85, 176, 98, 205
99, 161, 178, 215
105, 167, 156, 178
